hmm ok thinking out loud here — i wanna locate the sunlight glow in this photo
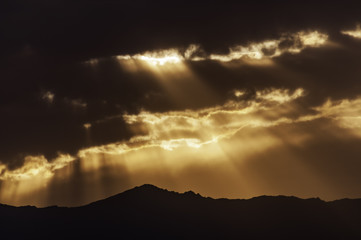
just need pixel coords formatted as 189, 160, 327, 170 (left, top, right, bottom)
117, 49, 183, 66
314, 98, 361, 136
116, 44, 203, 67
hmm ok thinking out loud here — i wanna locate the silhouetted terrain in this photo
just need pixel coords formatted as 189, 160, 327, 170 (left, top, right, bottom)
1, 184, 361, 239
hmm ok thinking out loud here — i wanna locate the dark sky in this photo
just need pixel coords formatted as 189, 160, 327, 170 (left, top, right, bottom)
1, 0, 361, 206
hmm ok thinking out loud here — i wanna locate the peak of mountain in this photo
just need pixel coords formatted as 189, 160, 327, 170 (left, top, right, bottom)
87, 184, 205, 208
134, 183, 165, 191
1, 184, 361, 239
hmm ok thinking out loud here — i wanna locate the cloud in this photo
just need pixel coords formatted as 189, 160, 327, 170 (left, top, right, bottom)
1, 87, 307, 182
42, 91, 55, 104
5, 87, 361, 183
61, 91, 361, 182
0, 154, 75, 181
341, 24, 361, 39
209, 31, 328, 62
256, 88, 305, 103
113, 44, 204, 69
64, 98, 87, 109
117, 49, 183, 66
4, 88, 361, 187
234, 90, 246, 97
314, 97, 361, 136
1, 24, 359, 171
78, 88, 308, 158
89, 31, 328, 69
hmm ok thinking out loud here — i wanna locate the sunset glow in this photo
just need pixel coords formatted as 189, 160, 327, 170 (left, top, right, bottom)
2, 2, 361, 208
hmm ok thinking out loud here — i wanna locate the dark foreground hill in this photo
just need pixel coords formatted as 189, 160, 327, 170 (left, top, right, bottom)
1, 184, 361, 239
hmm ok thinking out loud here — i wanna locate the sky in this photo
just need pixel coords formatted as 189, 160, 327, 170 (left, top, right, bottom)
1, 0, 361, 207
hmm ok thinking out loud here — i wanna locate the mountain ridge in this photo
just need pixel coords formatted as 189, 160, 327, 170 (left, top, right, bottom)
2, 184, 358, 209
1, 184, 361, 239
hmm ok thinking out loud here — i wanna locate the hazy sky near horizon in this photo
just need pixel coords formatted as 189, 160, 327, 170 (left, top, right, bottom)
2, 0, 361, 206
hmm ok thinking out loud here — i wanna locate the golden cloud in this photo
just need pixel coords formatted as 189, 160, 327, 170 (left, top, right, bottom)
41, 91, 55, 104
209, 31, 328, 62
78, 88, 307, 163
341, 24, 361, 39
0, 154, 75, 181
116, 44, 203, 67
85, 30, 329, 70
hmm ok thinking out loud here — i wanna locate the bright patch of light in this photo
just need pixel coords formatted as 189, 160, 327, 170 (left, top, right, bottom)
0, 154, 75, 181
210, 31, 328, 62
234, 90, 246, 97
42, 91, 55, 104
341, 25, 361, 39
256, 88, 305, 103
298, 31, 328, 46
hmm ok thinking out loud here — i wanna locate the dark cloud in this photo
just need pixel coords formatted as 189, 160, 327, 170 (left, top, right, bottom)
1, 1, 361, 60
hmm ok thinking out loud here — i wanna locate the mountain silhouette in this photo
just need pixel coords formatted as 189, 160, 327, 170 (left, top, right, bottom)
1, 184, 361, 239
